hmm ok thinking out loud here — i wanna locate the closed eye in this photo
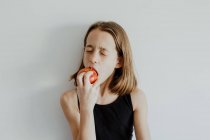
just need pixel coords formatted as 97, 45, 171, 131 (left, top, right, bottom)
85, 50, 93, 52
100, 51, 107, 56
85, 47, 93, 52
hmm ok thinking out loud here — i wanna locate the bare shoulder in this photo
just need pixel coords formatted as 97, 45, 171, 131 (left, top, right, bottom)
130, 87, 148, 111
60, 89, 79, 119
60, 88, 80, 140
60, 88, 76, 104
60, 88, 76, 100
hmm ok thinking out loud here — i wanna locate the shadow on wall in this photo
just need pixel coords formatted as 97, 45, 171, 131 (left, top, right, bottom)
21, 23, 89, 140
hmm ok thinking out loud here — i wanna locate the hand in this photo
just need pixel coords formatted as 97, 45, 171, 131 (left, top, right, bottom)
78, 67, 98, 84
76, 71, 100, 111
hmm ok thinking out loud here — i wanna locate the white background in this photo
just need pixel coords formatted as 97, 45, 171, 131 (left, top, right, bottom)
0, 0, 209, 140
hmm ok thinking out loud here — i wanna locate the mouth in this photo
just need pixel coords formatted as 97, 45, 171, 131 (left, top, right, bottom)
89, 66, 98, 76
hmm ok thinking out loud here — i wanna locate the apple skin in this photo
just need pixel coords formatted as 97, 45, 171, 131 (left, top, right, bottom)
78, 67, 98, 84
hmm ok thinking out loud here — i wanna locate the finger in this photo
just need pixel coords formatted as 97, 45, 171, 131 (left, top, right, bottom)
92, 75, 101, 88
95, 86, 100, 94
76, 87, 80, 97
83, 71, 93, 86
76, 72, 86, 87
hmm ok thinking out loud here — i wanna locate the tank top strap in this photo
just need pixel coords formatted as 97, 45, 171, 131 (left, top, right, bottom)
124, 93, 133, 111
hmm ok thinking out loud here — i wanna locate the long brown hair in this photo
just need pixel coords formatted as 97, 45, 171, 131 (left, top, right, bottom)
70, 21, 137, 95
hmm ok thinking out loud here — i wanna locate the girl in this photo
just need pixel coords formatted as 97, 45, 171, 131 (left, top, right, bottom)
60, 21, 151, 140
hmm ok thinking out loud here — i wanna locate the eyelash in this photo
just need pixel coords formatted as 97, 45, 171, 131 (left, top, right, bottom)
85, 50, 106, 56
85, 50, 92, 52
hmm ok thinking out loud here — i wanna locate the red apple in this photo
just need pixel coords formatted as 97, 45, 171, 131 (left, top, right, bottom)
78, 67, 98, 84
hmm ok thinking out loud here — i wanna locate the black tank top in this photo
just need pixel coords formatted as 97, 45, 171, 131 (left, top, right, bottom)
77, 94, 134, 140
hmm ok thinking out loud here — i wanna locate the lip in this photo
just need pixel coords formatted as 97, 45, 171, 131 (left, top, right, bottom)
89, 66, 98, 75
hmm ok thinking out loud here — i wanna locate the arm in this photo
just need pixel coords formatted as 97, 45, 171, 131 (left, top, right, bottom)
60, 92, 96, 140
60, 71, 99, 140
60, 91, 80, 140
76, 71, 100, 140
60, 90, 97, 140
131, 88, 151, 140
79, 107, 96, 140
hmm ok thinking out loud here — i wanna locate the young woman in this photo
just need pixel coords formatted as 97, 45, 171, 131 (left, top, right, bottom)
60, 21, 151, 140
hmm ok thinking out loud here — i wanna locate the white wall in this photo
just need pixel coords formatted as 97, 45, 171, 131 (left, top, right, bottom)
0, 0, 209, 140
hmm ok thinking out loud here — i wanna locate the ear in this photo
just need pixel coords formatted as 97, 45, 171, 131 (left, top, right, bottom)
115, 56, 123, 68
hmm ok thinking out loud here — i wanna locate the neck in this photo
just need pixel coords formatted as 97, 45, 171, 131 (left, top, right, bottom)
99, 74, 113, 97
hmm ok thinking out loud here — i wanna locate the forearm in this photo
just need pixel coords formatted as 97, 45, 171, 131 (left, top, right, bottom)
79, 109, 96, 140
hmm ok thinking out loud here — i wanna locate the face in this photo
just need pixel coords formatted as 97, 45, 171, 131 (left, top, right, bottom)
83, 29, 121, 84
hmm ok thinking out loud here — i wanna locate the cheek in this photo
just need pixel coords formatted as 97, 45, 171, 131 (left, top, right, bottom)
82, 54, 89, 66
104, 56, 118, 66
100, 58, 117, 74
99, 66, 115, 82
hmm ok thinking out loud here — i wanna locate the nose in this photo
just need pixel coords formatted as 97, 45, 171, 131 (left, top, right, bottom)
89, 51, 99, 64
